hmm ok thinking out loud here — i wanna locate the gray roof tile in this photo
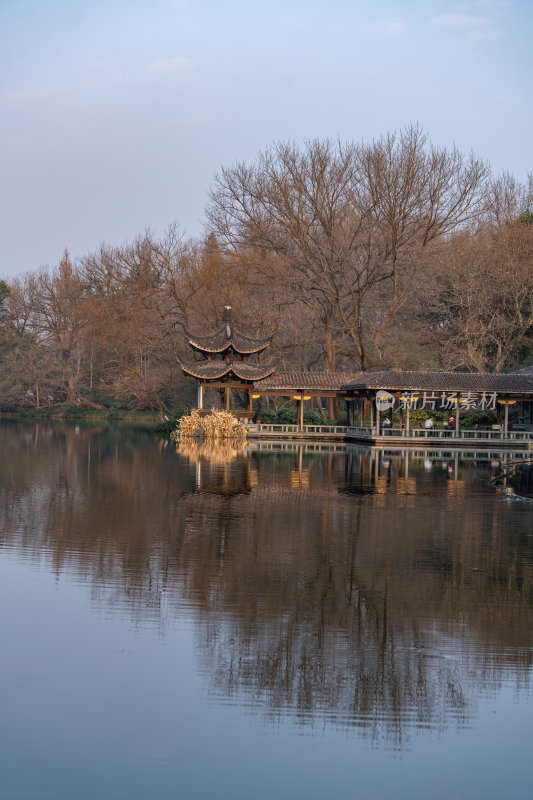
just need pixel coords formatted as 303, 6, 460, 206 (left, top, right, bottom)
256, 371, 361, 391
181, 359, 276, 381
342, 370, 533, 394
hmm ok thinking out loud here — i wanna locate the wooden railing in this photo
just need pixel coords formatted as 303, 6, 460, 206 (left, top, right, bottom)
246, 423, 533, 443
248, 424, 347, 435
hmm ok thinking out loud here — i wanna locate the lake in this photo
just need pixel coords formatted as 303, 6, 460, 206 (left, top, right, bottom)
0, 421, 532, 799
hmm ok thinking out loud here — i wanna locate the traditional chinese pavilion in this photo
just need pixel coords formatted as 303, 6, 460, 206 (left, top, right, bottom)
180, 306, 276, 415
180, 310, 533, 442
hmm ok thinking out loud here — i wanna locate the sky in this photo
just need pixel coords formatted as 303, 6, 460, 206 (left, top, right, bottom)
1, 0, 532, 278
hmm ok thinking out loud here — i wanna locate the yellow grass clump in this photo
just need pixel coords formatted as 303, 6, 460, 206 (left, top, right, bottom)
170, 410, 248, 441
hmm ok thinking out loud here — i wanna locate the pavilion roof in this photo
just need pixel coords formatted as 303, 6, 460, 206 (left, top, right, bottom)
342, 370, 533, 395
255, 371, 361, 392
187, 306, 272, 355
180, 359, 276, 382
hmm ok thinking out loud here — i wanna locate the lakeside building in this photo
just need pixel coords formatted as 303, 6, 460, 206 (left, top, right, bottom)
180, 308, 533, 446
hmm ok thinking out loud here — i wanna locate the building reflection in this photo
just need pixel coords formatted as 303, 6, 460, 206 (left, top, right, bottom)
1, 422, 532, 747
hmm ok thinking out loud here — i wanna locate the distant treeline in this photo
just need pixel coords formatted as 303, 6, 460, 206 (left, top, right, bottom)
1, 127, 532, 418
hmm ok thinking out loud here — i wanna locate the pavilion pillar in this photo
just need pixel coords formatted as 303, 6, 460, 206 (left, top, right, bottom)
406, 405, 410, 436
455, 397, 460, 437
225, 385, 231, 411
299, 397, 304, 430
370, 401, 375, 432
248, 390, 253, 414
376, 404, 381, 435
197, 384, 203, 410
504, 399, 509, 435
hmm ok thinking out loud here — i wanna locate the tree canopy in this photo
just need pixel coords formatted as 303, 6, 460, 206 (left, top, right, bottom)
0, 129, 531, 415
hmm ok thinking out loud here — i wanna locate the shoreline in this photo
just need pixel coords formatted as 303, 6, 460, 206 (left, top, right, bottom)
0, 410, 158, 424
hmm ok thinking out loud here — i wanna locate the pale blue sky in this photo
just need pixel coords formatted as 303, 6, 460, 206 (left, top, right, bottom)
1, 0, 531, 277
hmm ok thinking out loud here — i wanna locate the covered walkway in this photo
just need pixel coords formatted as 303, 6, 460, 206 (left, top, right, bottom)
246, 368, 533, 448
341, 369, 533, 437
253, 371, 359, 428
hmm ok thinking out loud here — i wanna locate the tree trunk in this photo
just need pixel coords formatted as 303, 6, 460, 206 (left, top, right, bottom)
325, 335, 337, 420
315, 397, 327, 419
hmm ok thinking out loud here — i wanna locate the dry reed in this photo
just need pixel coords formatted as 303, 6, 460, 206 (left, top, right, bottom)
171, 410, 248, 441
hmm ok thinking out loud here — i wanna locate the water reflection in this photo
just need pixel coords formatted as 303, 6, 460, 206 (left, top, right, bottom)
178, 439, 255, 495
0, 422, 532, 748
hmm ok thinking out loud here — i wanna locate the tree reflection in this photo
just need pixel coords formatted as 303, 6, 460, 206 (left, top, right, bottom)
0, 422, 532, 747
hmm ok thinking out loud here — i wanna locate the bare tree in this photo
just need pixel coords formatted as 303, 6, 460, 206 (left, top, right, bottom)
80, 227, 217, 416
0, 277, 59, 408
207, 127, 490, 372
29, 251, 92, 405
486, 171, 533, 228
424, 219, 533, 372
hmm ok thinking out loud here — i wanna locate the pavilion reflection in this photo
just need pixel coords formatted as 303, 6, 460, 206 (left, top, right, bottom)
1, 422, 532, 747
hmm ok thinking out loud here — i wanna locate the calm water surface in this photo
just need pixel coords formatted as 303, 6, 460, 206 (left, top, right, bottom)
0, 422, 532, 799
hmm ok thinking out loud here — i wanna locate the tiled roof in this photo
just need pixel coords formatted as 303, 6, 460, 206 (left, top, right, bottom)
186, 308, 272, 355
342, 370, 533, 394
255, 371, 361, 391
181, 359, 276, 382
188, 328, 272, 355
